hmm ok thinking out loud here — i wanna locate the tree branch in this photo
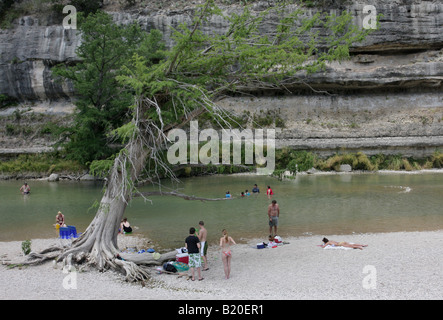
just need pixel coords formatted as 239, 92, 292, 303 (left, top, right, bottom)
165, 0, 212, 76
133, 190, 228, 202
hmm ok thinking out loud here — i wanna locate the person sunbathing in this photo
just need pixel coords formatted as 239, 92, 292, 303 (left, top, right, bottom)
321, 237, 368, 250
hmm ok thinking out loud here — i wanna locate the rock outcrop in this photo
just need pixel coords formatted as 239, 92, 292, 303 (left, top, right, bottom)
0, 0, 442, 157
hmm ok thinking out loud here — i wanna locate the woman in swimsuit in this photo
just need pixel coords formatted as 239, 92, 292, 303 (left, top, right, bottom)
321, 237, 368, 250
55, 211, 66, 227
120, 218, 132, 234
220, 229, 236, 279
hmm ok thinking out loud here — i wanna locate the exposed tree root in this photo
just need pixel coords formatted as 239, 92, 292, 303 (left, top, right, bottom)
25, 250, 61, 266
16, 235, 178, 282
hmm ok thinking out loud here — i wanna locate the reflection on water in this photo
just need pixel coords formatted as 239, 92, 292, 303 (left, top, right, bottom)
1, 172, 442, 249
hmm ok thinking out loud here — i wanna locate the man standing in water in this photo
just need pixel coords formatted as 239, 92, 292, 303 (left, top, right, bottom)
268, 200, 280, 237
20, 182, 31, 194
198, 221, 209, 271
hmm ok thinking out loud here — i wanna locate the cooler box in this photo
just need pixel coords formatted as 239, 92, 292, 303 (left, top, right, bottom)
257, 243, 265, 249
59, 227, 70, 239
67, 225, 78, 238
176, 253, 189, 264
274, 236, 282, 243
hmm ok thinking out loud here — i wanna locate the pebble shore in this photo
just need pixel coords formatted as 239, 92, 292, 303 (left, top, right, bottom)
1, 230, 442, 300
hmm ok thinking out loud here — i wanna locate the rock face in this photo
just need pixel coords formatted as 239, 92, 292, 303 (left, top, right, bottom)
0, 0, 442, 156
339, 164, 352, 172
48, 173, 59, 181
0, 17, 78, 100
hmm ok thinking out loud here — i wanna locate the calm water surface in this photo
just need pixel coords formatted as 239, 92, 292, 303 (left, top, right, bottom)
1, 172, 442, 250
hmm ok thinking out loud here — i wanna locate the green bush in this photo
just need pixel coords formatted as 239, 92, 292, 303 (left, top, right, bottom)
289, 151, 315, 172
0, 154, 85, 174
21, 240, 31, 255
316, 152, 374, 171
0, 94, 18, 109
429, 151, 443, 168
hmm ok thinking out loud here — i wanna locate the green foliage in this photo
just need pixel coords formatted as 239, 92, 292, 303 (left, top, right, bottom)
70, 0, 102, 16
428, 151, 443, 169
0, 0, 22, 28
89, 158, 115, 178
0, 94, 18, 109
275, 148, 315, 173
53, 11, 166, 165
369, 154, 419, 171
316, 152, 375, 171
117, 0, 374, 139
67, 0, 375, 178
127, 0, 371, 95
21, 240, 32, 255
0, 0, 63, 28
109, 122, 137, 144
290, 151, 315, 172
0, 154, 85, 174
313, 152, 441, 172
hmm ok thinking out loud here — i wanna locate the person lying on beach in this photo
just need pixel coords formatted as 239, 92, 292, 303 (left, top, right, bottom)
321, 237, 368, 250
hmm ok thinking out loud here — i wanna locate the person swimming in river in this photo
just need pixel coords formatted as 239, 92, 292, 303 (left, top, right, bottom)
266, 186, 274, 199
321, 237, 368, 250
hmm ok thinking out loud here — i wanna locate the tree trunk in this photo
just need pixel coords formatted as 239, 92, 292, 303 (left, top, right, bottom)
53, 118, 177, 280
22, 100, 217, 281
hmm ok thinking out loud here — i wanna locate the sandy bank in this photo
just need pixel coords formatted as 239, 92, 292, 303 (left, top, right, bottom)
1, 230, 442, 300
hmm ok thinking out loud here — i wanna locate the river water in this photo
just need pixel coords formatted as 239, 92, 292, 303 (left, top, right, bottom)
1, 172, 442, 250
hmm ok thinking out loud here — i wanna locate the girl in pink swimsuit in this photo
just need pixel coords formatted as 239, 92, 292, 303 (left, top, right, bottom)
220, 229, 236, 279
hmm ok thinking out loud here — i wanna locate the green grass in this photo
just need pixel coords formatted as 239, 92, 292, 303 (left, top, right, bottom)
0, 154, 85, 174
1, 150, 442, 176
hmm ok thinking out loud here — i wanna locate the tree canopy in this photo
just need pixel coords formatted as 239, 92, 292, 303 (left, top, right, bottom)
53, 11, 165, 164
110, 0, 374, 181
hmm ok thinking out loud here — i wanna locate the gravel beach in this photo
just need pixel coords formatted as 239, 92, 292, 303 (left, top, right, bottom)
1, 230, 442, 300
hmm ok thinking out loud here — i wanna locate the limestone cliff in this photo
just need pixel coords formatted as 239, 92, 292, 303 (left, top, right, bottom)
0, 0, 442, 157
